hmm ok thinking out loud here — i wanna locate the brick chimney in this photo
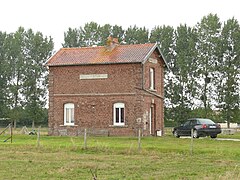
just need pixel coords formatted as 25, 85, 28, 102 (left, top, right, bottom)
105, 36, 119, 51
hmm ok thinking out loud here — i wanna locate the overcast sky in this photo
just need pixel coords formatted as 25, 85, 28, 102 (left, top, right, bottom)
1, 0, 239, 50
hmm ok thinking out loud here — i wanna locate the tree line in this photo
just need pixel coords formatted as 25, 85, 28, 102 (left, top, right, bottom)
0, 13, 239, 127
0, 27, 53, 127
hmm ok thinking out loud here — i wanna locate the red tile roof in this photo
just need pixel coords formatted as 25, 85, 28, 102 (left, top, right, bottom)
46, 43, 166, 66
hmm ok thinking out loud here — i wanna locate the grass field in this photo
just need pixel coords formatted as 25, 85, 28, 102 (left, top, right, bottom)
0, 129, 239, 179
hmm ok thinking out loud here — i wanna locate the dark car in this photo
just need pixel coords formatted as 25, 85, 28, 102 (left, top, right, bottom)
172, 118, 221, 138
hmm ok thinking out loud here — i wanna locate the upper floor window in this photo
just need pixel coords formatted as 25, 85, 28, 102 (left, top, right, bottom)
64, 103, 74, 125
150, 68, 155, 90
113, 103, 125, 126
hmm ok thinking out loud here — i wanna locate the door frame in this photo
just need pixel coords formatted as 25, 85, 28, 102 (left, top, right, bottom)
149, 104, 156, 135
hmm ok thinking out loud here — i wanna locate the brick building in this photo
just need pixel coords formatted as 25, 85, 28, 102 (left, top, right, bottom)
46, 39, 168, 136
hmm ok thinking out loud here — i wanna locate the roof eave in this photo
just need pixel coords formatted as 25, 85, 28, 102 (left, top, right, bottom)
47, 61, 142, 67
142, 43, 158, 64
44, 48, 64, 67
44, 51, 57, 67
142, 42, 170, 70
157, 46, 170, 70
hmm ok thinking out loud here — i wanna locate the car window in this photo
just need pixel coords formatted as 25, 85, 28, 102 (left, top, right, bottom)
190, 120, 197, 126
183, 121, 190, 126
198, 119, 215, 124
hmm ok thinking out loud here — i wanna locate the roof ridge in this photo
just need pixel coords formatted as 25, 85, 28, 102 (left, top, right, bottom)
61, 46, 105, 50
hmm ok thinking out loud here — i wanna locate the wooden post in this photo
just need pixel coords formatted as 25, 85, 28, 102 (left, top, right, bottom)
37, 126, 41, 148
190, 128, 193, 155
138, 128, 141, 151
10, 122, 13, 143
84, 128, 87, 149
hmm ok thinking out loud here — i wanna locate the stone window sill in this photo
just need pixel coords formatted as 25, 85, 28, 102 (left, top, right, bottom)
149, 89, 157, 92
60, 125, 78, 127
109, 125, 128, 128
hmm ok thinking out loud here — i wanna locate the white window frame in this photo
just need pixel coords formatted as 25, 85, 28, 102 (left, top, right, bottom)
64, 103, 75, 125
113, 103, 125, 126
150, 68, 155, 90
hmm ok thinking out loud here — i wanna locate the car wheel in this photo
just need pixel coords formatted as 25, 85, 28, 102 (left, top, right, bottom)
193, 130, 199, 138
210, 135, 217, 138
173, 130, 180, 138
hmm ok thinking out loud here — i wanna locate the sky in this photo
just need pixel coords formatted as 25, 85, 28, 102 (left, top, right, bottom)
1, 0, 240, 50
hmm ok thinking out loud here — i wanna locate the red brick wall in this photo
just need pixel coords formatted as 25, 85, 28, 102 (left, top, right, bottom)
48, 50, 165, 136
143, 51, 164, 96
140, 51, 165, 135
52, 63, 142, 94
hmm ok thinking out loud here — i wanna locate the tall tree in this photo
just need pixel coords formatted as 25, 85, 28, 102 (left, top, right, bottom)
216, 18, 240, 127
0, 31, 9, 118
112, 25, 125, 43
1, 27, 54, 127
23, 29, 54, 128
6, 27, 26, 127
124, 25, 149, 44
82, 22, 100, 46
195, 14, 222, 117
98, 24, 112, 46
169, 24, 198, 123
62, 27, 83, 48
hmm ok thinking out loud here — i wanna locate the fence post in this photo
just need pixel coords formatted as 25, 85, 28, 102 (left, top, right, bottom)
138, 128, 141, 151
84, 128, 87, 149
10, 122, 13, 143
37, 126, 41, 148
190, 128, 193, 155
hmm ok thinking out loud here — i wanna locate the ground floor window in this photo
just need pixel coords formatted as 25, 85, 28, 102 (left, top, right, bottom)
64, 103, 74, 125
113, 103, 125, 125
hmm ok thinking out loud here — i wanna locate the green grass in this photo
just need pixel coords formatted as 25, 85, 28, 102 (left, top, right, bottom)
0, 131, 240, 179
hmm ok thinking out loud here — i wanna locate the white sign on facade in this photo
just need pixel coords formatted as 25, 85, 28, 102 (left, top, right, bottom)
149, 58, 158, 64
80, 74, 108, 80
